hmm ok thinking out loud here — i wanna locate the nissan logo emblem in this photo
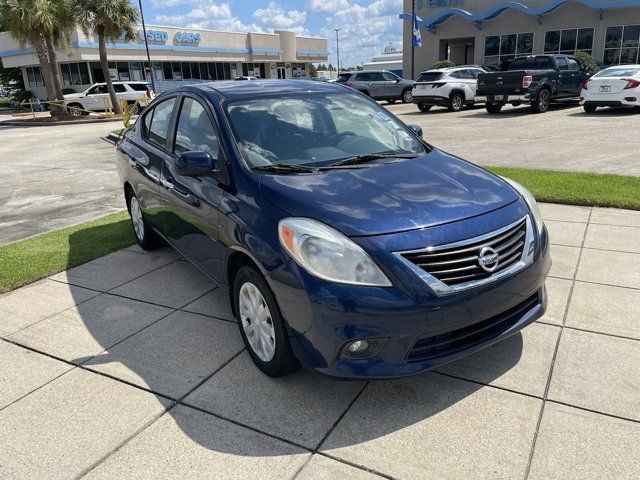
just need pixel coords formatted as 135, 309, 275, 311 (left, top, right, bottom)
478, 246, 500, 272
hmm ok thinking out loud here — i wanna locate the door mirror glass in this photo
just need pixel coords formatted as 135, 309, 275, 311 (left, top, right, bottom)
409, 124, 423, 138
176, 151, 215, 176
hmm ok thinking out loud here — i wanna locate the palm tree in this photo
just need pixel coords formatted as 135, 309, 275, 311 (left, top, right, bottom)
42, 0, 74, 105
73, 0, 138, 115
0, 0, 68, 114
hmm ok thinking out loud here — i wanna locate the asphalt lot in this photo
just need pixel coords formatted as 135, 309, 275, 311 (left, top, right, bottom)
0, 102, 639, 246
388, 102, 640, 176
0, 117, 122, 245
1, 203, 639, 479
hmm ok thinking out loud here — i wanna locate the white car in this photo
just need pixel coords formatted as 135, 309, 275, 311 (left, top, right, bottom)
235, 76, 258, 81
580, 65, 640, 113
64, 81, 154, 116
412, 66, 489, 112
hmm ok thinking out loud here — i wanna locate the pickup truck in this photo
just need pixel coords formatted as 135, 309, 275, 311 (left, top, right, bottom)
475, 54, 594, 114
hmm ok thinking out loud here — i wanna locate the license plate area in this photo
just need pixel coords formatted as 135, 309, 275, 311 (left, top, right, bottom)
600, 85, 611, 93
491, 94, 505, 101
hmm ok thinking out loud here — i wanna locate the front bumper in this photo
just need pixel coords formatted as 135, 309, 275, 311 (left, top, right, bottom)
268, 200, 551, 379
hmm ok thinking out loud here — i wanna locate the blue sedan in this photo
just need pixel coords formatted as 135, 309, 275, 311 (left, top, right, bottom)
116, 79, 550, 379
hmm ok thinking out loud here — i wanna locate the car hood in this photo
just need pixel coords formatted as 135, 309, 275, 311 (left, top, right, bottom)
63, 93, 84, 99
259, 149, 520, 236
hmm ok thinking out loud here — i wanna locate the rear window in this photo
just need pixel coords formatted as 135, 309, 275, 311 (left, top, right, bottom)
595, 67, 640, 78
506, 57, 554, 70
417, 72, 443, 82
128, 83, 149, 92
336, 73, 352, 83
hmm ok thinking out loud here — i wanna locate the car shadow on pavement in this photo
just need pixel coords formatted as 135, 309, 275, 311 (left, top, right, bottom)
567, 107, 640, 117
62, 223, 525, 456
462, 102, 580, 118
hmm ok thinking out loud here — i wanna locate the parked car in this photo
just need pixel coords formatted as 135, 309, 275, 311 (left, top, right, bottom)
476, 54, 594, 113
234, 76, 258, 81
335, 70, 415, 103
412, 65, 489, 112
64, 81, 154, 116
117, 80, 550, 379
580, 64, 640, 112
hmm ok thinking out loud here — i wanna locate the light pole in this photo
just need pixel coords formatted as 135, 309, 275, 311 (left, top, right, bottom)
138, 0, 156, 93
334, 28, 341, 75
411, 0, 415, 80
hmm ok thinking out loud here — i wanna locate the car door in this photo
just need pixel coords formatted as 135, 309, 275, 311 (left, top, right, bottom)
556, 57, 573, 97
84, 84, 108, 110
380, 71, 401, 97
159, 93, 226, 282
566, 57, 587, 95
122, 95, 178, 231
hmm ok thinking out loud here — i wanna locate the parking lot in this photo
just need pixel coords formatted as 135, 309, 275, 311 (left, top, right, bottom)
1, 202, 639, 479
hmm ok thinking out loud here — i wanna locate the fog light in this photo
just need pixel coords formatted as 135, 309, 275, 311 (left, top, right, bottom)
348, 340, 369, 354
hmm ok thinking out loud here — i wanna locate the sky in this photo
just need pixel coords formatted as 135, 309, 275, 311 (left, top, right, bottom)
143, 0, 404, 67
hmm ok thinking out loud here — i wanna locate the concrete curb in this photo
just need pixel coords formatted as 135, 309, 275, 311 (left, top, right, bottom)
1, 116, 124, 127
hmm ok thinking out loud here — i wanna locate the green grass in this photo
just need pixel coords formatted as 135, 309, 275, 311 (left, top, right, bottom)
1, 167, 639, 293
487, 167, 640, 211
0, 98, 10, 110
0, 211, 135, 293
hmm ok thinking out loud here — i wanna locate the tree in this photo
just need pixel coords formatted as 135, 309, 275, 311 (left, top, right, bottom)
573, 51, 599, 72
309, 63, 318, 77
73, 0, 138, 115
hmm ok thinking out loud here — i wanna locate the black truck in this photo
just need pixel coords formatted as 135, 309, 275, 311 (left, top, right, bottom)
476, 54, 594, 114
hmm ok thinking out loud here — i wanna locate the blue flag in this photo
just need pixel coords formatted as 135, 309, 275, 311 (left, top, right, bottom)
412, 14, 422, 48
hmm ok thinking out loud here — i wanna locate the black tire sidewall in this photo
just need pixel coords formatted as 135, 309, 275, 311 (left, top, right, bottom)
418, 104, 431, 112
233, 266, 299, 377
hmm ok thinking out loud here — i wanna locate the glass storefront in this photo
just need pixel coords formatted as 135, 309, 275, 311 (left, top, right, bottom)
604, 25, 640, 65
484, 32, 534, 68
544, 28, 595, 55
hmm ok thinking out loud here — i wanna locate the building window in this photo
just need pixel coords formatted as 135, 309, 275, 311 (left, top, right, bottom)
483, 32, 533, 68
603, 25, 640, 65
544, 28, 594, 55
60, 62, 90, 86
26, 66, 44, 88
291, 62, 306, 78
242, 62, 265, 78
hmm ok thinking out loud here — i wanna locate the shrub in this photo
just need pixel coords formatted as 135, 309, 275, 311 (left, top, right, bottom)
573, 51, 600, 72
14, 89, 31, 102
433, 60, 455, 69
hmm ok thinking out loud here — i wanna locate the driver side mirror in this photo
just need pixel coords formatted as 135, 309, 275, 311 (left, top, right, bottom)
176, 151, 216, 177
409, 124, 423, 138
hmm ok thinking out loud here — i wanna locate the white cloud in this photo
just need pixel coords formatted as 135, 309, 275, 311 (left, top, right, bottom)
253, 2, 308, 35
306, 0, 349, 13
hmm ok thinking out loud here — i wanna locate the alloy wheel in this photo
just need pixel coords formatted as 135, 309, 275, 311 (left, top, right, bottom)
452, 95, 463, 111
539, 91, 550, 111
130, 196, 145, 241
239, 282, 276, 362
403, 90, 413, 103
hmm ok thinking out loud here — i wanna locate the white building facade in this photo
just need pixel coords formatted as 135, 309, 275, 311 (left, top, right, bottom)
0, 24, 328, 97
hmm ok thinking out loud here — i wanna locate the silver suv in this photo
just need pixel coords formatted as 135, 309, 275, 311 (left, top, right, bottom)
336, 70, 415, 103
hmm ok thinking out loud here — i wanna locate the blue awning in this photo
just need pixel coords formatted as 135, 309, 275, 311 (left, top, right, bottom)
400, 0, 640, 32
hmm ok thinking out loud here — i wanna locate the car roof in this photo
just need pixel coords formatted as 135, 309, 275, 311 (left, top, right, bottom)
182, 79, 348, 100
420, 65, 485, 74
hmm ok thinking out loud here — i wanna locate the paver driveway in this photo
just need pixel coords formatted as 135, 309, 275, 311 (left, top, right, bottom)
1, 203, 638, 479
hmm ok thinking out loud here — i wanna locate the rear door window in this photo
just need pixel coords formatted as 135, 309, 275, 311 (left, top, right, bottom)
336, 73, 352, 83
145, 97, 176, 148
381, 72, 398, 81
113, 84, 127, 93
128, 83, 149, 92
417, 72, 443, 82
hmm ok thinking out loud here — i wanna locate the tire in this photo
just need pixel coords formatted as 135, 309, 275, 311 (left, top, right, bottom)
531, 89, 551, 114
387, 99, 396, 104
448, 92, 465, 112
401, 89, 413, 103
67, 103, 85, 117
583, 104, 597, 113
233, 265, 300, 377
126, 189, 163, 250
418, 103, 432, 112
485, 103, 503, 114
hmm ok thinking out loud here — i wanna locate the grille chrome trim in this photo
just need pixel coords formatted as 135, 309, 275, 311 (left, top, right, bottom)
393, 215, 535, 295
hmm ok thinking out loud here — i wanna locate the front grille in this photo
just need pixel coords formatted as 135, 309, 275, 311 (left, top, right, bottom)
407, 292, 540, 362
401, 219, 527, 287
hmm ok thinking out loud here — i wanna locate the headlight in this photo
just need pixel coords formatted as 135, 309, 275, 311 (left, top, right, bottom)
278, 218, 392, 287
502, 177, 544, 235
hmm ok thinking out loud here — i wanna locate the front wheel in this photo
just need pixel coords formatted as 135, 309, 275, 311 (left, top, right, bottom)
583, 104, 597, 113
448, 92, 465, 112
66, 103, 85, 117
485, 103, 503, 114
127, 190, 162, 250
401, 89, 413, 103
418, 103, 432, 112
387, 99, 396, 105
233, 266, 299, 377
531, 89, 551, 113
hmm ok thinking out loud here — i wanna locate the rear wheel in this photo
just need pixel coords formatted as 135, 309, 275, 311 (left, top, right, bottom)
233, 265, 299, 377
531, 89, 551, 113
583, 104, 597, 113
418, 103, 432, 112
126, 189, 162, 250
448, 92, 465, 112
485, 103, 503, 114
401, 89, 413, 103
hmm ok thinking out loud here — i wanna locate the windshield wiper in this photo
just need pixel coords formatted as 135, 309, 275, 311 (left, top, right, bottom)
253, 163, 319, 174
326, 152, 420, 168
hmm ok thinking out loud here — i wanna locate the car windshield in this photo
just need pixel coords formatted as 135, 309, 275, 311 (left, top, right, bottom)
594, 67, 640, 78
224, 92, 426, 169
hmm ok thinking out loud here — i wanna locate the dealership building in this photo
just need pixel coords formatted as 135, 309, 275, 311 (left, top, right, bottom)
400, 0, 640, 76
0, 24, 328, 98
